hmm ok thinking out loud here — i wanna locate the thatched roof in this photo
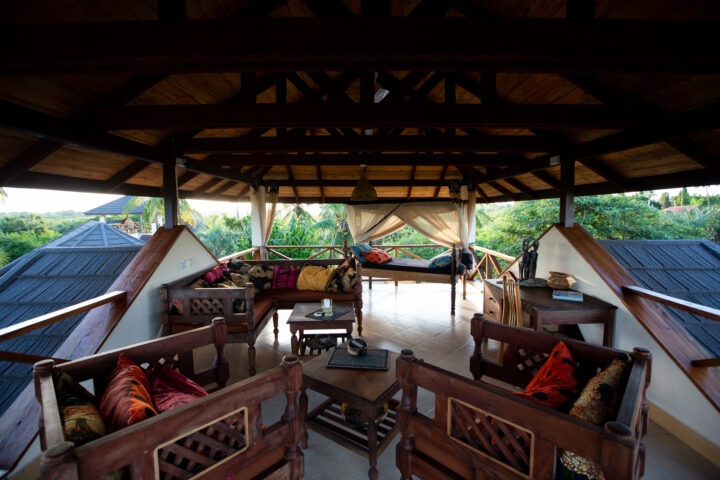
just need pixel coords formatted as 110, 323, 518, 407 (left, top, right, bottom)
1, 0, 719, 204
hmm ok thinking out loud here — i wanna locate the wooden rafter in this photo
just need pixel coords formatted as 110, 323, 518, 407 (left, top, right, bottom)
207, 153, 517, 167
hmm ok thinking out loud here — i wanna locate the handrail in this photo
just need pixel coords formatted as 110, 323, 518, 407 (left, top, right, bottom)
0, 290, 127, 344
622, 285, 720, 367
622, 285, 720, 322
219, 247, 258, 263
472, 245, 515, 262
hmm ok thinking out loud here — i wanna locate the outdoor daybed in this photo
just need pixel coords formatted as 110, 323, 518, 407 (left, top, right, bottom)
34, 319, 304, 480
356, 246, 469, 315
161, 258, 363, 375
396, 315, 652, 480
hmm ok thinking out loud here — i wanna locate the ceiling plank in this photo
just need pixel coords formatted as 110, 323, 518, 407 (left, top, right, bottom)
3, 19, 719, 75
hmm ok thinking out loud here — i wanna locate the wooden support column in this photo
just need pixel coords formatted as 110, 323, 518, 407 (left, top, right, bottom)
163, 154, 179, 228
567, 0, 595, 20
559, 156, 575, 227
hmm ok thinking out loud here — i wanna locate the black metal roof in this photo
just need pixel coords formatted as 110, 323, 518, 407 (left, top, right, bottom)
600, 239, 720, 357
0, 221, 143, 415
83, 195, 146, 216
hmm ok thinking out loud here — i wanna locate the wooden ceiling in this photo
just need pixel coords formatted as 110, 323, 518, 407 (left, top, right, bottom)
1, 0, 720, 204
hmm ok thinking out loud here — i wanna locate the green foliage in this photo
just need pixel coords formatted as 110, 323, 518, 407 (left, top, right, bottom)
676, 187, 691, 206
0, 231, 60, 261
196, 215, 250, 257
658, 192, 670, 208
0, 214, 51, 235
476, 194, 717, 258
123, 197, 201, 230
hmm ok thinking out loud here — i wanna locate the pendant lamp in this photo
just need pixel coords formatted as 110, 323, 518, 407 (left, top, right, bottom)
351, 165, 378, 202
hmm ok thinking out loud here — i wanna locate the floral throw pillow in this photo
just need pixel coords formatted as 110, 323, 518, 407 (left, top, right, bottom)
99, 354, 158, 432
557, 353, 633, 480
361, 248, 392, 264
512, 341, 581, 409
227, 260, 273, 292
55, 372, 107, 446
147, 364, 208, 413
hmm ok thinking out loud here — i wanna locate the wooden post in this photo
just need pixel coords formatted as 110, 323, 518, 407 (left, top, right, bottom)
163, 153, 179, 229
211, 317, 229, 387
397, 349, 417, 480
567, 0, 595, 19
282, 355, 303, 480
559, 155, 575, 227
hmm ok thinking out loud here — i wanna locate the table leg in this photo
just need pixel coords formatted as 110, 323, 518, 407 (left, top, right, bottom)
367, 419, 379, 480
347, 324, 353, 341
291, 327, 299, 356
299, 386, 308, 449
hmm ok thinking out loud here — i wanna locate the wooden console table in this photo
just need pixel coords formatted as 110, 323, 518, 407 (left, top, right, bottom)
483, 279, 617, 347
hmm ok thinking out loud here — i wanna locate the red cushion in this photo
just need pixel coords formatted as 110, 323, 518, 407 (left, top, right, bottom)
203, 264, 228, 284
512, 342, 581, 409
362, 248, 392, 264
99, 354, 158, 432
147, 364, 208, 412
272, 265, 300, 289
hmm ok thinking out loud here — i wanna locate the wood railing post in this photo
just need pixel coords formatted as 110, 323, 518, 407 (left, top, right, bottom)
469, 313, 485, 380
212, 317, 229, 387
282, 355, 304, 480
245, 283, 257, 376
397, 349, 417, 480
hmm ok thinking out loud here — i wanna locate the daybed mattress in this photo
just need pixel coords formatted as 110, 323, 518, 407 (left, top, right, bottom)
361, 257, 459, 274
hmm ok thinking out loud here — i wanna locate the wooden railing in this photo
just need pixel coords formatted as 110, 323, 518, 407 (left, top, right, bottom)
0, 290, 127, 365
622, 285, 720, 367
218, 244, 514, 280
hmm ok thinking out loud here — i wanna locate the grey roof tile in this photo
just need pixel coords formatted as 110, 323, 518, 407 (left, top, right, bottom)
83, 196, 146, 216
600, 239, 720, 357
0, 221, 142, 416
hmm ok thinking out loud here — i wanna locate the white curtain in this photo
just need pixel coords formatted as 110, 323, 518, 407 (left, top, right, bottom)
347, 196, 477, 249
346, 203, 405, 244
250, 186, 278, 260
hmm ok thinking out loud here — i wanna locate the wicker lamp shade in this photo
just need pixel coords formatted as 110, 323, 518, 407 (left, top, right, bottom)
351, 169, 378, 202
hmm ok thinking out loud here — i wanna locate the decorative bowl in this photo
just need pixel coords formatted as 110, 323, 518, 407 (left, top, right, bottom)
347, 338, 368, 356
341, 402, 389, 430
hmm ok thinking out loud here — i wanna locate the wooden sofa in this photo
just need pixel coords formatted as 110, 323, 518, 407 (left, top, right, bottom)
34, 319, 304, 480
396, 314, 652, 480
161, 259, 363, 376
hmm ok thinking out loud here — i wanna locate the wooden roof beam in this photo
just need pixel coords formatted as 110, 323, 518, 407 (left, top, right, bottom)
4, 19, 719, 75
205, 153, 520, 167
176, 135, 557, 154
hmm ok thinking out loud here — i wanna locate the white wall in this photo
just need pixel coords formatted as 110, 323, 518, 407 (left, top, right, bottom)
101, 229, 217, 351
526, 226, 720, 449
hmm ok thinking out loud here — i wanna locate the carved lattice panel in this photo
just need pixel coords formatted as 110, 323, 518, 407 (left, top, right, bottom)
447, 398, 533, 478
515, 347, 549, 377
154, 407, 248, 480
189, 298, 224, 316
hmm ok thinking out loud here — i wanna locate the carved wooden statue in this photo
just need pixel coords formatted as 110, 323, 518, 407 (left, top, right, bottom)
519, 239, 539, 281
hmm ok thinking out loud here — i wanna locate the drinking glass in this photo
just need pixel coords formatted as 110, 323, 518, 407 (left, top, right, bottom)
322, 298, 333, 316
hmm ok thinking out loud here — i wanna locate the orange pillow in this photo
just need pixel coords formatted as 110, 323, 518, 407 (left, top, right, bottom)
361, 248, 392, 264
512, 342, 580, 409
99, 354, 158, 432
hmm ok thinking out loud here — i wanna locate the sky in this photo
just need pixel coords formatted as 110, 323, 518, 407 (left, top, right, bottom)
1, 185, 719, 216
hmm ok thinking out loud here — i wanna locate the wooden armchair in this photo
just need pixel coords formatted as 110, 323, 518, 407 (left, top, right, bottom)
396, 314, 652, 480
35, 319, 304, 480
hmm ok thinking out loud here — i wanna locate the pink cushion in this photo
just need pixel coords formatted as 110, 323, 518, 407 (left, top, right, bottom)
272, 266, 300, 289
203, 264, 229, 284
147, 364, 208, 413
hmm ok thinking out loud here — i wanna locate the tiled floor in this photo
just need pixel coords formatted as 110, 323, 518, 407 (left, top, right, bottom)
217, 281, 719, 479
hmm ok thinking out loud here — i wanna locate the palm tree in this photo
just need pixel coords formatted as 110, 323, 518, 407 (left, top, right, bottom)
123, 197, 201, 231
314, 204, 350, 245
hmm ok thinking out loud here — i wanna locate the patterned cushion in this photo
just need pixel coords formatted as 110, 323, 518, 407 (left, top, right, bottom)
55, 372, 106, 446
202, 264, 229, 284
228, 260, 273, 292
512, 342, 580, 409
429, 255, 452, 269
272, 266, 301, 289
99, 354, 158, 432
147, 364, 208, 413
557, 354, 633, 480
350, 244, 372, 263
325, 259, 358, 293
361, 248, 392, 264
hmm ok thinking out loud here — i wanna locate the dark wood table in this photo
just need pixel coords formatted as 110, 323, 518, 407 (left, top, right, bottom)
300, 347, 401, 480
484, 279, 617, 346
287, 302, 355, 355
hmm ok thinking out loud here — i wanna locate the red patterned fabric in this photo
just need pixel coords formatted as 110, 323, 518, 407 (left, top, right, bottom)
361, 248, 392, 264
272, 266, 300, 289
512, 342, 581, 409
203, 264, 229, 284
147, 364, 208, 412
99, 354, 158, 432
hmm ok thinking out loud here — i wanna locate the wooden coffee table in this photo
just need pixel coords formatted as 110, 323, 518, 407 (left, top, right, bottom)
300, 347, 400, 480
287, 302, 355, 355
